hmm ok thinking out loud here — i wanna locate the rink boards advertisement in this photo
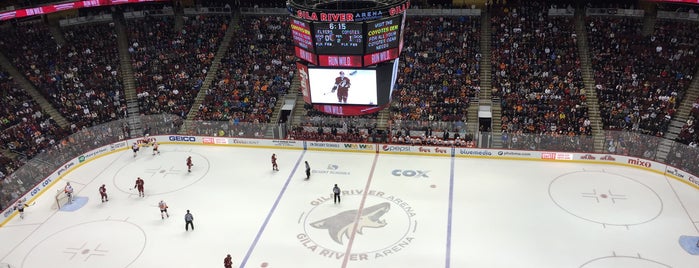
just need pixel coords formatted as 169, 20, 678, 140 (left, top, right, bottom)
3, 136, 699, 225
158, 135, 304, 149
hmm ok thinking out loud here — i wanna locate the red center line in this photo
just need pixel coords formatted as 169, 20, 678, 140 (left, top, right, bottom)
341, 153, 380, 268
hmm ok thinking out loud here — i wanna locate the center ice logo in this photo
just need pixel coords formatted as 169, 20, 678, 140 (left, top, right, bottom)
298, 190, 416, 261
310, 202, 390, 245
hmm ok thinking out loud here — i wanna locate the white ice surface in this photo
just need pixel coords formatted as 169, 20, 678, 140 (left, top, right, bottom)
0, 145, 697, 268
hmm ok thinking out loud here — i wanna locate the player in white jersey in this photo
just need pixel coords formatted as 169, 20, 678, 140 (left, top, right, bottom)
132, 142, 140, 157
14, 199, 29, 219
64, 182, 74, 203
159, 200, 169, 219
152, 142, 160, 155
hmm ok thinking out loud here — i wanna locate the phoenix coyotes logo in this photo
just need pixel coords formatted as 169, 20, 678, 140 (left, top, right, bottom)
298, 190, 416, 261
310, 202, 390, 245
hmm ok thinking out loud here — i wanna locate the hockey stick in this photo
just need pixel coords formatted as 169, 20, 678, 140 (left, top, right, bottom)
323, 87, 337, 96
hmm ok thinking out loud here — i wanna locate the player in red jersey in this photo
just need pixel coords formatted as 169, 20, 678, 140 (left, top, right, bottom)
224, 254, 233, 268
134, 177, 145, 197
271, 153, 279, 171
99, 184, 108, 202
332, 71, 351, 103
186, 156, 193, 172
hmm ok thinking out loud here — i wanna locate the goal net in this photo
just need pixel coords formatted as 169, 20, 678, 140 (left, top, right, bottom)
53, 189, 72, 209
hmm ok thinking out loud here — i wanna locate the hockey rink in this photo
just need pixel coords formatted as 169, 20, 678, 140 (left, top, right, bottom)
1, 144, 698, 268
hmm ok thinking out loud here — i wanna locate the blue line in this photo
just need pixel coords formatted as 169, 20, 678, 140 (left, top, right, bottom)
445, 155, 455, 268
239, 150, 306, 268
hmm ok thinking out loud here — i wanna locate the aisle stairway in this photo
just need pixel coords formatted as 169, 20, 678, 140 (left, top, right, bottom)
48, 21, 67, 47
574, 7, 604, 152
478, 9, 500, 148
113, 11, 142, 135
641, 4, 657, 37
289, 77, 307, 128
180, 13, 238, 133
174, 4, 184, 32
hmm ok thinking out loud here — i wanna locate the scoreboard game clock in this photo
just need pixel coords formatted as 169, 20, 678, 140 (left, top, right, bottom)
313, 22, 364, 54
288, 0, 410, 67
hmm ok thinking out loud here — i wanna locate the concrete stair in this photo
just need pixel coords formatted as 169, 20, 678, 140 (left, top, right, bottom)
113, 11, 142, 136
574, 7, 605, 152
264, 96, 287, 138
174, 5, 184, 32
467, 102, 479, 140
479, 9, 500, 148
376, 109, 390, 131
478, 11, 492, 103
0, 52, 69, 129
48, 21, 67, 47
289, 77, 307, 127
180, 14, 238, 134
641, 5, 657, 37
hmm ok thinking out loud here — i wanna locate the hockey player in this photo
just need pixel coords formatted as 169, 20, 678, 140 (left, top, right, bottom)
134, 177, 145, 197
99, 184, 108, 202
332, 71, 351, 103
132, 142, 139, 157
271, 153, 278, 171
152, 142, 160, 155
186, 156, 193, 173
159, 200, 169, 219
64, 182, 74, 203
224, 254, 233, 268
305, 161, 311, 180
14, 199, 29, 219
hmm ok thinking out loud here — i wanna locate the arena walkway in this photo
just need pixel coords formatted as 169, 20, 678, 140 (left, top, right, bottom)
0, 144, 698, 268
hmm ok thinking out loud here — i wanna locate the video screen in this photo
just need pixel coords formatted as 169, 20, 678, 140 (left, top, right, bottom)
308, 68, 378, 105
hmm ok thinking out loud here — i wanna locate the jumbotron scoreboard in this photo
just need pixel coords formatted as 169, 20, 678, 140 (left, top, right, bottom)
288, 0, 410, 115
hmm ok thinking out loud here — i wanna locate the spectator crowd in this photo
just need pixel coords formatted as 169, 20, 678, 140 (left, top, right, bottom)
191, 16, 294, 137
129, 14, 229, 117
0, 22, 126, 130
491, 1, 591, 152
588, 18, 698, 137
